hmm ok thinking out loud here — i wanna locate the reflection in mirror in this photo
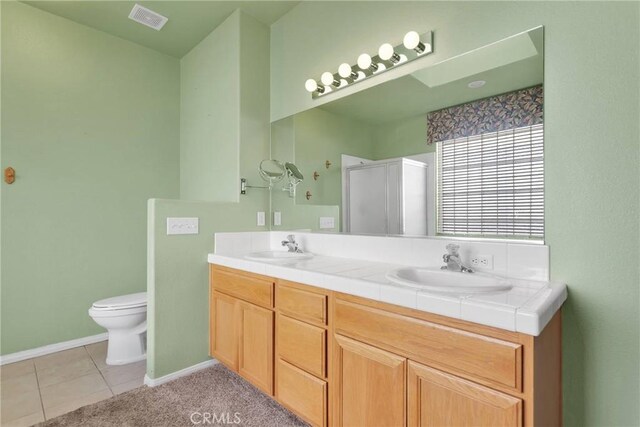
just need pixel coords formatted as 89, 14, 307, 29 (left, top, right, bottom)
271, 27, 544, 240
282, 161, 304, 198
285, 162, 304, 181
259, 159, 286, 185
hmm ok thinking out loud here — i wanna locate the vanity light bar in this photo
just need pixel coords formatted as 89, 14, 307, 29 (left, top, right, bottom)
305, 31, 433, 99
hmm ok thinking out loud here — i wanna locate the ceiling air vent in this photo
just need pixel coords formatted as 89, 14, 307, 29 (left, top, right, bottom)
128, 4, 168, 31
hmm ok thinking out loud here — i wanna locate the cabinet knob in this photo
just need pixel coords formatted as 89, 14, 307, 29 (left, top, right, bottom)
4, 167, 15, 184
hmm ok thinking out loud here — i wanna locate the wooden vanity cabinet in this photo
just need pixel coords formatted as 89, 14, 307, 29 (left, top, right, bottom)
333, 334, 406, 427
209, 265, 274, 395
331, 293, 561, 427
238, 301, 273, 394
210, 291, 238, 370
209, 265, 562, 427
275, 280, 329, 427
407, 361, 522, 427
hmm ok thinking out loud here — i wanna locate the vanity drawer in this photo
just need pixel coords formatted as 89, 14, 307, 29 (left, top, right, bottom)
335, 299, 522, 390
277, 359, 327, 427
277, 281, 327, 326
278, 314, 326, 378
210, 265, 273, 309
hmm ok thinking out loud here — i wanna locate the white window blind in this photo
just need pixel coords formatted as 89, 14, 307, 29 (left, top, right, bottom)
436, 123, 544, 239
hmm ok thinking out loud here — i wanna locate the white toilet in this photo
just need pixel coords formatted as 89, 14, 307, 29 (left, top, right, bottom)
88, 292, 147, 365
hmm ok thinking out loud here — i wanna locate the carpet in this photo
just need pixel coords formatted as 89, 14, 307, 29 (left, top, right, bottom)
38, 364, 308, 427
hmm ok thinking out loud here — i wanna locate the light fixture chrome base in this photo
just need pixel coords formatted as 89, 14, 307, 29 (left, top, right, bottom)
310, 31, 433, 99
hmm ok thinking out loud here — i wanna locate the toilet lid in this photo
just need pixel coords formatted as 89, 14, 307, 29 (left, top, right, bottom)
92, 292, 147, 310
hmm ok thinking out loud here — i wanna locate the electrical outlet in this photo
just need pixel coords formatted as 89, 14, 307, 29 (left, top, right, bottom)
257, 211, 266, 227
273, 211, 282, 226
470, 254, 493, 269
319, 216, 335, 229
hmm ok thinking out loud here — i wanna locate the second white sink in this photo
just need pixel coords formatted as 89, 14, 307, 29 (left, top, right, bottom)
245, 251, 313, 262
386, 267, 512, 294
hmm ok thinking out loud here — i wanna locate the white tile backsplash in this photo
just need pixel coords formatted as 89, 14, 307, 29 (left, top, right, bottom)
460, 242, 508, 276
214, 231, 549, 282
507, 244, 550, 281
250, 232, 270, 252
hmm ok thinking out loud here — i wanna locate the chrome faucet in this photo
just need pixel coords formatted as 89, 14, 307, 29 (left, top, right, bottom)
441, 243, 474, 273
281, 234, 303, 253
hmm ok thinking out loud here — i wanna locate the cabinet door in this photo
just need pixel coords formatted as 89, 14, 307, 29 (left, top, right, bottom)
210, 291, 238, 371
238, 301, 274, 395
334, 335, 406, 427
408, 361, 522, 427
277, 359, 327, 427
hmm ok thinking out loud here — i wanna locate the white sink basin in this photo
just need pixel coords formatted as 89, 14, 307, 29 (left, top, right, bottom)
386, 267, 512, 294
245, 251, 314, 262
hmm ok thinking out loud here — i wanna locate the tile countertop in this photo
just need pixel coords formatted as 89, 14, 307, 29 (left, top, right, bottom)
207, 252, 566, 336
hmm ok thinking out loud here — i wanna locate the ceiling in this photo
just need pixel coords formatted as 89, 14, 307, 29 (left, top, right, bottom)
319, 28, 543, 125
24, 1, 300, 58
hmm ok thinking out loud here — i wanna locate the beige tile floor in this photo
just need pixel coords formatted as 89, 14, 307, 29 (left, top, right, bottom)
0, 341, 146, 426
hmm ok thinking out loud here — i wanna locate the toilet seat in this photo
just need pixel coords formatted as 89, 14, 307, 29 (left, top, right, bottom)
88, 305, 146, 318
92, 292, 146, 311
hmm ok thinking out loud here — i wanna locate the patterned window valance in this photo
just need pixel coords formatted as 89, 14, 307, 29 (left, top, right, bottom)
427, 85, 543, 144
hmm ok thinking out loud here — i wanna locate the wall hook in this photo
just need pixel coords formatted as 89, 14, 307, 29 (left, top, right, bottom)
305, 191, 312, 200
313, 171, 320, 180
325, 160, 332, 169
4, 167, 15, 184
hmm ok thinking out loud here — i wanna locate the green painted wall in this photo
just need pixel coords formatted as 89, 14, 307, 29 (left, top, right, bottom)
294, 108, 375, 206
22, 1, 298, 58
147, 199, 266, 379
147, 11, 271, 379
269, 108, 366, 231
239, 12, 272, 205
271, 2, 640, 426
372, 115, 434, 160
180, 14, 239, 202
1, 2, 180, 355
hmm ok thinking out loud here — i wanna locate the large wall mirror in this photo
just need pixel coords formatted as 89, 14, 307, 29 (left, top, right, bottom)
271, 27, 543, 241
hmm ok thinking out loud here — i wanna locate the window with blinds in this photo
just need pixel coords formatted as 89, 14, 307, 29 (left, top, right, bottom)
436, 123, 544, 239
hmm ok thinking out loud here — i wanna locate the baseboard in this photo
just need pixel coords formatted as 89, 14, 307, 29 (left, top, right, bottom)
144, 358, 218, 387
0, 333, 108, 365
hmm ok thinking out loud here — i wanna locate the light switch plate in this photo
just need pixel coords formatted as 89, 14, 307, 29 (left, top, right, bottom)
257, 211, 266, 227
274, 211, 282, 226
166, 217, 198, 235
319, 216, 335, 229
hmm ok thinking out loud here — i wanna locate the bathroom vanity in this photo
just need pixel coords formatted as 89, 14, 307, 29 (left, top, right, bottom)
208, 27, 562, 426
208, 232, 565, 427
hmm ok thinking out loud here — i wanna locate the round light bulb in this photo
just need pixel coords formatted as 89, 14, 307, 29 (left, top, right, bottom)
357, 53, 372, 70
338, 63, 353, 79
403, 31, 421, 50
304, 79, 318, 93
378, 43, 395, 61
321, 71, 335, 86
